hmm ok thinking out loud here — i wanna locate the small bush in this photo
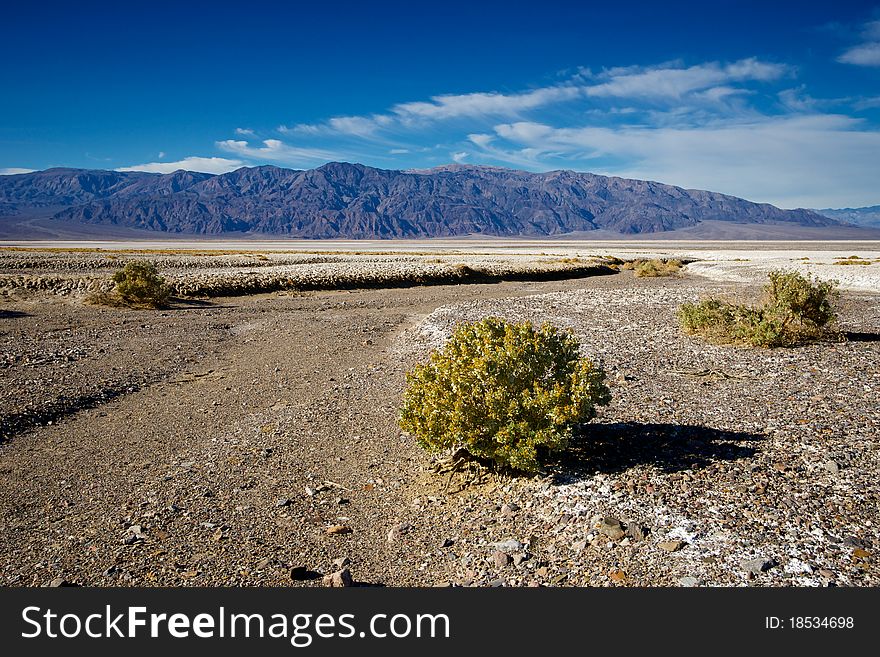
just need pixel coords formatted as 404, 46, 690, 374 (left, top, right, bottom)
109, 261, 171, 308
399, 318, 610, 473
833, 255, 875, 266
678, 270, 837, 347
622, 258, 683, 277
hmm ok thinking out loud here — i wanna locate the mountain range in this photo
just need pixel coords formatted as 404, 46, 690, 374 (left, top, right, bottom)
817, 206, 880, 229
0, 162, 859, 239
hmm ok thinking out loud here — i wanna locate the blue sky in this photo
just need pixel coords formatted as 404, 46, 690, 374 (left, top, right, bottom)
1, 0, 879, 208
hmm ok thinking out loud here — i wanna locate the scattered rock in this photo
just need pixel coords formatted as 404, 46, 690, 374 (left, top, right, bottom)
491, 551, 511, 568
678, 576, 700, 587
274, 497, 292, 507
501, 503, 520, 516
659, 540, 685, 553
326, 525, 352, 535
823, 461, 840, 475
740, 558, 777, 575
323, 568, 354, 588
45, 578, 78, 587
387, 523, 411, 543
492, 538, 524, 553
626, 523, 650, 542
598, 517, 626, 541
333, 557, 351, 569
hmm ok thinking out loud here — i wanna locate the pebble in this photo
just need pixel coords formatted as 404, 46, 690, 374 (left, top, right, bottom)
326, 525, 352, 535
492, 538, 524, 553
598, 517, 626, 541
323, 568, 354, 588
740, 558, 777, 575
626, 523, 650, 542
823, 461, 840, 475
659, 540, 685, 553
492, 551, 511, 568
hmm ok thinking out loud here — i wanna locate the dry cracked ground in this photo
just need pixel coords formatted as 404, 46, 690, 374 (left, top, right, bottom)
0, 265, 878, 588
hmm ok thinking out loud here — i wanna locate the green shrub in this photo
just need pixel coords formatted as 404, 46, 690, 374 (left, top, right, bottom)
399, 318, 610, 473
678, 270, 837, 347
621, 258, 683, 277
110, 261, 171, 308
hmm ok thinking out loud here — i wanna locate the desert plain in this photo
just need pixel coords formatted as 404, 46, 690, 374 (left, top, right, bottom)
0, 239, 878, 587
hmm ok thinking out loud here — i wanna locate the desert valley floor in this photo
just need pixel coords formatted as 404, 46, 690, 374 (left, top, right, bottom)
0, 240, 878, 587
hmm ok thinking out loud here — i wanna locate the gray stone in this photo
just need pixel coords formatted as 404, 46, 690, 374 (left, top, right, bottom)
492, 538, 524, 553
740, 558, 777, 575
626, 522, 650, 542
678, 576, 700, 587
823, 461, 840, 475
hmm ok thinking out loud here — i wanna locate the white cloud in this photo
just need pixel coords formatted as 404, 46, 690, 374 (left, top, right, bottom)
285, 58, 789, 140
389, 148, 410, 154
216, 138, 342, 165
839, 42, 880, 66
235, 128, 255, 136
391, 85, 583, 122
158, 151, 166, 158
838, 19, 880, 67
484, 115, 880, 207
0, 167, 36, 175
451, 151, 469, 163
116, 157, 243, 174
585, 58, 789, 99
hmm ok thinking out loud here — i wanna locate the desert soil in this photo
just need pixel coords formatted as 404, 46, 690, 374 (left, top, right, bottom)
0, 254, 878, 587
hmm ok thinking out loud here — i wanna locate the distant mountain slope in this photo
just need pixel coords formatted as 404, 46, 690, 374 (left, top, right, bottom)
0, 162, 840, 238
817, 206, 880, 229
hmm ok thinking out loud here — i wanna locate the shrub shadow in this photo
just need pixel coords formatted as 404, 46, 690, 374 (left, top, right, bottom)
0, 380, 143, 444
843, 331, 880, 343
0, 309, 29, 319
548, 422, 763, 481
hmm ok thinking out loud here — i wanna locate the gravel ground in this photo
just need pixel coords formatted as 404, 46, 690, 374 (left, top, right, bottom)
0, 250, 877, 588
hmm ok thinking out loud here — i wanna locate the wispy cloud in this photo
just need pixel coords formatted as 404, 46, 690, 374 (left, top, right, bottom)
286, 58, 786, 139
0, 167, 36, 175
117, 157, 243, 174
235, 127, 255, 136
838, 19, 880, 66
216, 139, 344, 166
479, 115, 880, 208
582, 58, 789, 99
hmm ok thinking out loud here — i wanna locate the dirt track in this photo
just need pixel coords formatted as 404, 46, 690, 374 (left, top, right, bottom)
1, 267, 878, 587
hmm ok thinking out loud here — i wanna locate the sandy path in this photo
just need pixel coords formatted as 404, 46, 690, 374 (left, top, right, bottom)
0, 277, 608, 586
